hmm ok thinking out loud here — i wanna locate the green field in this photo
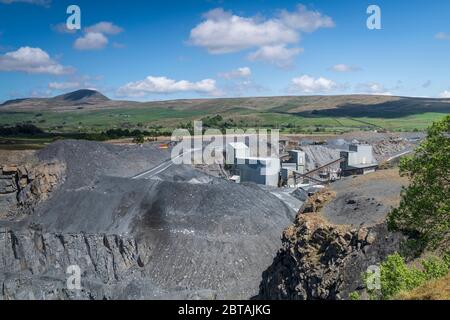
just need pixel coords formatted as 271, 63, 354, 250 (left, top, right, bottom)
0, 108, 209, 132
0, 108, 448, 134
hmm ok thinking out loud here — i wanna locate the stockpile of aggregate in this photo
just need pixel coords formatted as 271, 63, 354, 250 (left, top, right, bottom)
1, 140, 296, 299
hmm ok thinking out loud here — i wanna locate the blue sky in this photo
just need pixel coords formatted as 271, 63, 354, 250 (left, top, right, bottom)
0, 0, 450, 102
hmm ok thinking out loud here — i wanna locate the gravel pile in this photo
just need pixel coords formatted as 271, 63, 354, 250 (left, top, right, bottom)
2, 140, 296, 299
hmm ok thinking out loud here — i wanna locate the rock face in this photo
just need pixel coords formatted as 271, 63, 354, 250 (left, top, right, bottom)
0, 227, 155, 300
0, 163, 65, 218
257, 192, 405, 300
0, 140, 297, 300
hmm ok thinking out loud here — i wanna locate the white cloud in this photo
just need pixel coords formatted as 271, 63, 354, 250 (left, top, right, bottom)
189, 8, 298, 54
0, 47, 73, 75
189, 5, 333, 67
118, 76, 219, 97
435, 32, 450, 41
439, 90, 450, 98
85, 22, 123, 35
74, 22, 123, 51
278, 4, 335, 32
330, 64, 361, 73
74, 32, 108, 50
219, 67, 251, 79
290, 75, 338, 93
248, 45, 302, 68
356, 82, 392, 96
0, 0, 51, 6
51, 22, 77, 34
48, 81, 80, 90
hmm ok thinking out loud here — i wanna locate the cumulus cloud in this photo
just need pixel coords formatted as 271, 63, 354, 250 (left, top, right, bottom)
74, 22, 123, 51
85, 22, 123, 35
0, 0, 51, 6
117, 76, 219, 97
439, 90, 450, 98
51, 22, 77, 34
435, 32, 450, 41
248, 45, 303, 68
356, 82, 392, 96
189, 5, 333, 67
74, 32, 108, 50
189, 8, 298, 54
277, 4, 335, 32
290, 75, 338, 93
0, 47, 73, 75
48, 81, 80, 90
219, 67, 251, 79
330, 64, 361, 73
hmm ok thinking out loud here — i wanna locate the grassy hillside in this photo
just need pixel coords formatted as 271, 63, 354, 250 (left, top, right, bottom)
1, 93, 449, 133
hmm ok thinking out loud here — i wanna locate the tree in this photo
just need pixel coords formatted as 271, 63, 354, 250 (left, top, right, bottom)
388, 115, 450, 252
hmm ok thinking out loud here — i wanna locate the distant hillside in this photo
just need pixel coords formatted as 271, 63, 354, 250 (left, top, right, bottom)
1, 90, 450, 118
0, 89, 449, 133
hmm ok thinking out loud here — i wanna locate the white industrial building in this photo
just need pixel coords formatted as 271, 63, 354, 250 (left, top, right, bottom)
236, 157, 281, 187
226, 142, 250, 165
288, 150, 306, 174
340, 144, 378, 176
225, 142, 280, 186
280, 150, 306, 186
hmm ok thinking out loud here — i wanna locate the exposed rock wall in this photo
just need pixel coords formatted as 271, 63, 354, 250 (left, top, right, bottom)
258, 192, 405, 300
0, 162, 65, 218
0, 227, 222, 300
0, 227, 148, 300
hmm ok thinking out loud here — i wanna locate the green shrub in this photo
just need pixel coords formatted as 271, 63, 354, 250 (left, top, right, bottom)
349, 292, 360, 300
421, 256, 450, 280
366, 253, 450, 300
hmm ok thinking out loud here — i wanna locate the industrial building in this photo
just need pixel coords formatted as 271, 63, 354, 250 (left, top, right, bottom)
225, 142, 280, 186
288, 150, 306, 174
226, 142, 250, 165
225, 141, 378, 187
235, 157, 281, 187
340, 144, 378, 176
280, 150, 306, 186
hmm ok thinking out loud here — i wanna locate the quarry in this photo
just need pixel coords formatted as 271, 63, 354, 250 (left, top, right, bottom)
0, 131, 423, 299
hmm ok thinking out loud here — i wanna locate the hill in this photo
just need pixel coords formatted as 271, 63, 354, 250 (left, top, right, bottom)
52, 89, 110, 103
0, 89, 139, 111
0, 90, 449, 133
